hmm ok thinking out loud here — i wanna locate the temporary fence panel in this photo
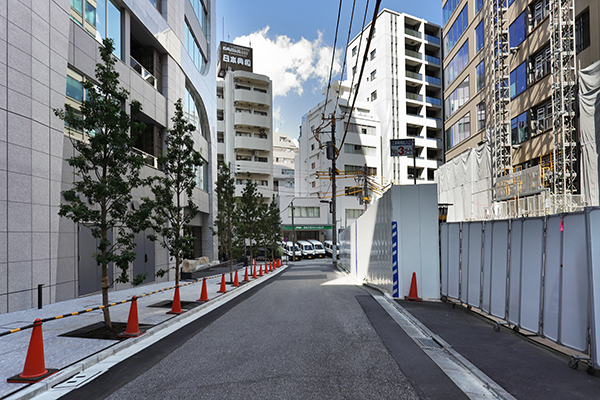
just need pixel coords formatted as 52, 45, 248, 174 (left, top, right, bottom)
519, 217, 544, 334
482, 221, 493, 313
441, 223, 449, 297
587, 208, 600, 369
448, 223, 461, 300
490, 220, 509, 319
459, 222, 470, 304
543, 215, 563, 342
561, 212, 588, 352
508, 219, 523, 326
467, 222, 483, 308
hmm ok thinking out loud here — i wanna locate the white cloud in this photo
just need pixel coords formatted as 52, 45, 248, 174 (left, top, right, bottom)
273, 105, 283, 131
234, 27, 342, 97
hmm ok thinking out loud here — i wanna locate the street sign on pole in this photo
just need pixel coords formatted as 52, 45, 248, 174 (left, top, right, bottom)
390, 139, 414, 157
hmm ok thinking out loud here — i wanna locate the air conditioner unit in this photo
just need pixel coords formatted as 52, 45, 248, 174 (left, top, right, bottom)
254, 150, 260, 156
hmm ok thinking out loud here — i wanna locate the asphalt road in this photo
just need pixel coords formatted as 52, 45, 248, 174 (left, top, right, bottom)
64, 259, 428, 399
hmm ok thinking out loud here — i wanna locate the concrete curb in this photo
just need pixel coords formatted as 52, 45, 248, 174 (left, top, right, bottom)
5, 264, 289, 400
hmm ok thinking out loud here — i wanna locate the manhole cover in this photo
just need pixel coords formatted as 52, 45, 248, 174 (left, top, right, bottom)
416, 337, 442, 349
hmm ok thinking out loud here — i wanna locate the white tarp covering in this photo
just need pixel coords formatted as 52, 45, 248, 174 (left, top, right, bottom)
579, 59, 600, 207
435, 145, 492, 221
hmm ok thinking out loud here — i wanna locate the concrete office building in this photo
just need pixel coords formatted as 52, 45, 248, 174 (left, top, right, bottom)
293, 81, 381, 240
272, 132, 298, 197
439, 0, 600, 220
347, 9, 443, 185
216, 42, 274, 199
0, 0, 217, 313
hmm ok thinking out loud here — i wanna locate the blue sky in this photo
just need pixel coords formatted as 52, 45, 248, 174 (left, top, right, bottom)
216, 0, 443, 139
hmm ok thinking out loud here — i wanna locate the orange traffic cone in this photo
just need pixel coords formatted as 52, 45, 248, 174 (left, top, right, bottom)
252, 265, 257, 279
244, 267, 249, 282
405, 272, 422, 302
265, 262, 269, 274
7, 319, 58, 383
167, 285, 185, 314
233, 269, 240, 287
198, 278, 209, 302
259, 264, 263, 277
218, 273, 227, 293
119, 296, 144, 337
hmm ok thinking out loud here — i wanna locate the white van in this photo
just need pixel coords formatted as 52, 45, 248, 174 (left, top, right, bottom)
323, 240, 340, 259
308, 240, 326, 258
296, 240, 315, 259
284, 241, 302, 261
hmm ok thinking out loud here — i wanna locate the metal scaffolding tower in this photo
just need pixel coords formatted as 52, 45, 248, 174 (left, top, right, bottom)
550, 0, 577, 208
490, 0, 512, 191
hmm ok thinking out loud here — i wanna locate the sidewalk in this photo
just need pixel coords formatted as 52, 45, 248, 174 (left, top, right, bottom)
0, 262, 283, 400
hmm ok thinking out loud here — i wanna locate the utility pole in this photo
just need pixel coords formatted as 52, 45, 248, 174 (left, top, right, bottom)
363, 164, 368, 211
331, 114, 337, 266
291, 199, 296, 262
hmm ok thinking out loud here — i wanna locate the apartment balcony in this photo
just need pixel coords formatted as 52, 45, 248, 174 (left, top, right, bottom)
425, 55, 440, 65
425, 34, 440, 45
406, 71, 422, 81
404, 27, 421, 39
405, 49, 422, 59
235, 159, 271, 176
406, 93, 423, 104
235, 135, 270, 151
234, 88, 270, 107
425, 75, 441, 86
234, 112, 270, 130
130, 56, 157, 90
426, 96, 442, 106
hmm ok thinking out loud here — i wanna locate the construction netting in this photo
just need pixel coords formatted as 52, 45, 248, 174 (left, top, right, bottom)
579, 59, 600, 207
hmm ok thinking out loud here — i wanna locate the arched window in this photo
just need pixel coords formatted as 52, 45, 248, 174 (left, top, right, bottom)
184, 85, 208, 140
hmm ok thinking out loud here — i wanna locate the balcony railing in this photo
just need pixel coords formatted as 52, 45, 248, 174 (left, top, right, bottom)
425, 75, 441, 85
407, 112, 423, 118
406, 71, 422, 80
425, 55, 440, 65
425, 34, 440, 45
404, 28, 421, 38
406, 93, 423, 101
427, 116, 442, 122
426, 96, 441, 106
405, 49, 422, 59
130, 56, 157, 90
133, 148, 159, 169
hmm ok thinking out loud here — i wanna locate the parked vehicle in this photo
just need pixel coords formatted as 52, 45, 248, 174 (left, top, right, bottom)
308, 239, 326, 258
296, 240, 316, 259
283, 241, 302, 261
323, 240, 340, 259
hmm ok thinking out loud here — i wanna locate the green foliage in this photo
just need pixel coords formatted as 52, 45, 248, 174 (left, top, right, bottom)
265, 196, 282, 258
237, 175, 264, 262
145, 98, 202, 285
211, 163, 239, 273
54, 38, 148, 328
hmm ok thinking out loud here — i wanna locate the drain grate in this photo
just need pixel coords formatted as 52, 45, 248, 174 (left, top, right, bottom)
416, 337, 442, 349
53, 371, 102, 389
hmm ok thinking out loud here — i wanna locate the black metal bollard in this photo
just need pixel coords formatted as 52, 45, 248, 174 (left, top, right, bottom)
37, 284, 44, 309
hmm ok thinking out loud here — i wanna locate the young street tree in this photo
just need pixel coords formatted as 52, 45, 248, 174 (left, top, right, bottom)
265, 196, 282, 261
238, 175, 263, 266
148, 98, 203, 287
211, 163, 238, 279
54, 38, 147, 329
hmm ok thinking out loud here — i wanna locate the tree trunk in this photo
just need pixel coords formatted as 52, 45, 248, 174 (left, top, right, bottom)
101, 226, 112, 329
175, 253, 180, 286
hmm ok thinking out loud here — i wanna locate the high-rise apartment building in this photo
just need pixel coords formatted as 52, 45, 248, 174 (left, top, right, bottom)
272, 133, 298, 197
347, 9, 443, 184
441, 0, 599, 218
0, 0, 217, 313
216, 42, 274, 198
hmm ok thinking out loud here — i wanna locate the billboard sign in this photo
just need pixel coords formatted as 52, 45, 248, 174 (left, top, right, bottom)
390, 139, 414, 157
218, 42, 253, 77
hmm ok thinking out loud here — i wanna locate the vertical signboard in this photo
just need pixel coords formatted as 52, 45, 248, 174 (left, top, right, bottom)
218, 42, 253, 77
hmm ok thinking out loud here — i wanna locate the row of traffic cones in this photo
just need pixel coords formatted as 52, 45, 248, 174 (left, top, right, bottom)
7, 261, 284, 384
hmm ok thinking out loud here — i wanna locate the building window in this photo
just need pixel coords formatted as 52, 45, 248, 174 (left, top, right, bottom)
476, 60, 485, 92
70, 0, 122, 59
282, 169, 294, 175
532, 101, 552, 136
531, 0, 550, 30
346, 209, 364, 220
576, 8, 590, 53
475, 21, 484, 53
195, 158, 209, 191
477, 101, 486, 131
370, 70, 377, 80
371, 90, 377, 101
344, 144, 376, 156
509, 11, 526, 49
185, 20, 207, 74
444, 40, 469, 88
475, 0, 483, 14
511, 112, 529, 145
184, 84, 207, 139
510, 62, 527, 99
444, 76, 469, 120
443, 5, 468, 54
311, 162, 315, 169
352, 46, 357, 56
445, 112, 470, 150
529, 45, 550, 83
289, 206, 320, 218
370, 49, 376, 60
189, 0, 209, 37
235, 131, 251, 137
443, 0, 462, 25
345, 186, 362, 197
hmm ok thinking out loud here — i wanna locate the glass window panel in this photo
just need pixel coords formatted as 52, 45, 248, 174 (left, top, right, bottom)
71, 0, 83, 14
96, 0, 106, 40
444, 40, 469, 88
107, 0, 121, 58
475, 22, 484, 53
85, 2, 96, 26
509, 12, 526, 48
66, 75, 84, 102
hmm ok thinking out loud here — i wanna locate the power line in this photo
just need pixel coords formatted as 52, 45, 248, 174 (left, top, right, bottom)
323, 0, 344, 116
333, 0, 358, 116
